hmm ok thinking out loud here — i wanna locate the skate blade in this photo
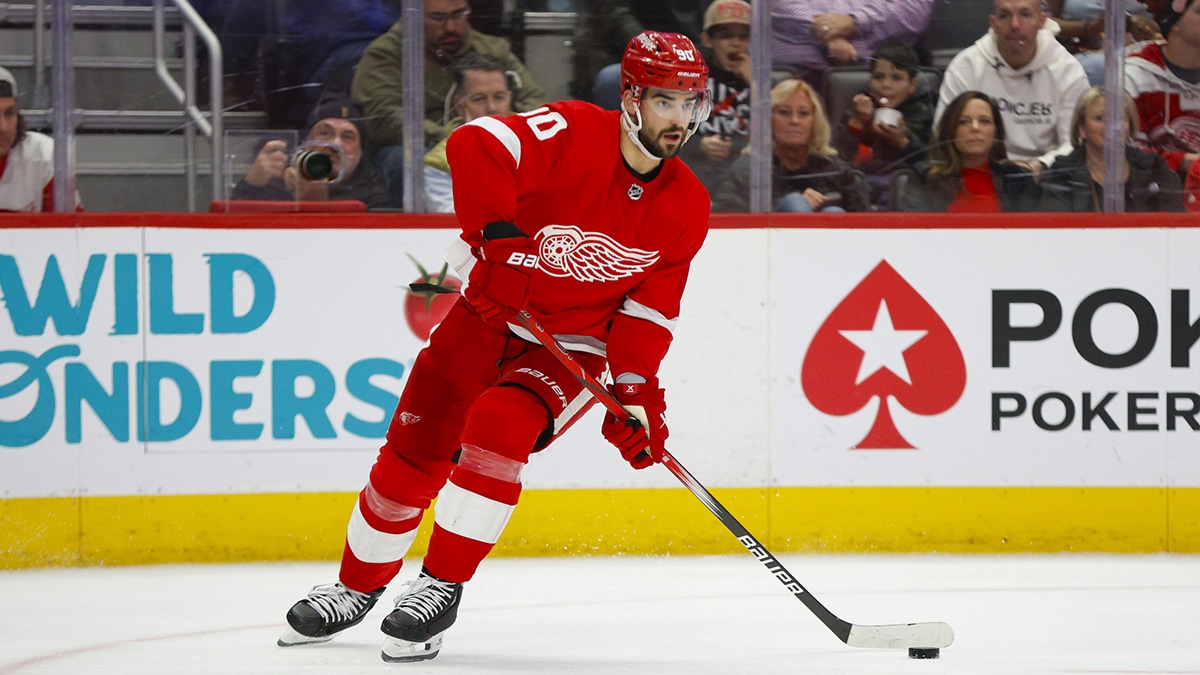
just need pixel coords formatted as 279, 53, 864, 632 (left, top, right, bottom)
277, 625, 334, 647
380, 633, 444, 662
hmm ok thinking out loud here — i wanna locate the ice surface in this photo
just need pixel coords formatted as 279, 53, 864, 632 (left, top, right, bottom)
0, 554, 1197, 674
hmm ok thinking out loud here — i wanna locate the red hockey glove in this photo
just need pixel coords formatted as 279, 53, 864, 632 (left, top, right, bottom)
602, 381, 669, 470
464, 222, 536, 325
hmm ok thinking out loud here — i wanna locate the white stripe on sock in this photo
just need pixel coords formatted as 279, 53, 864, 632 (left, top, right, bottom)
433, 480, 515, 545
346, 501, 419, 564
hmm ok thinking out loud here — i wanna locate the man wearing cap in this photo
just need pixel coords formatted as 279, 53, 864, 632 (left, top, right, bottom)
231, 93, 390, 208
679, 0, 752, 192
0, 67, 81, 212
1126, 0, 1200, 210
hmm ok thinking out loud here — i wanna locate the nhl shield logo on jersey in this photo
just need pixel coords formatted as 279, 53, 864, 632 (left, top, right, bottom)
535, 224, 659, 281
627, 184, 644, 200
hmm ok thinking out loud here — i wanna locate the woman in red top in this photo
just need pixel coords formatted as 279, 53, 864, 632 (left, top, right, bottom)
898, 91, 1042, 212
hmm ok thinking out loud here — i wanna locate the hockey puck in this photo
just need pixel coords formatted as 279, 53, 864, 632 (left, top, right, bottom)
908, 647, 940, 659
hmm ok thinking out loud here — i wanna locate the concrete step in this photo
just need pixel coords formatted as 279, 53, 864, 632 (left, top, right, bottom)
1, 24, 199, 112
76, 132, 209, 170
0, 3, 181, 29
0, 26, 176, 58
19, 108, 267, 132
78, 173, 201, 212
74, 134, 213, 212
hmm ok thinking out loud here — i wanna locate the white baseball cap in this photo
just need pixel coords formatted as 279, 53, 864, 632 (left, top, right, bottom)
0, 66, 16, 98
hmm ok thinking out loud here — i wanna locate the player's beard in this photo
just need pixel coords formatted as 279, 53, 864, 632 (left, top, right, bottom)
639, 125, 686, 159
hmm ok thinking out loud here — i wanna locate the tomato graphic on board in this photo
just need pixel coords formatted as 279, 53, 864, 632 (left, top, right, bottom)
405, 254, 461, 341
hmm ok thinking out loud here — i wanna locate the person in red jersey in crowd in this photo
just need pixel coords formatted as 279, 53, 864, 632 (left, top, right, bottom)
278, 30, 713, 663
1126, 0, 1200, 210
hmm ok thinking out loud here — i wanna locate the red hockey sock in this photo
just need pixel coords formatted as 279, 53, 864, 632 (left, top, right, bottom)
422, 386, 548, 582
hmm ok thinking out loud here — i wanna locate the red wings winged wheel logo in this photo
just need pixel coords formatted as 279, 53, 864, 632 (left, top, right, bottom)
801, 260, 966, 449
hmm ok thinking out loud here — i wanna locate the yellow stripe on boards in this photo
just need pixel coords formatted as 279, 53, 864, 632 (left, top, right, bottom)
768, 487, 1181, 553
1, 487, 1196, 569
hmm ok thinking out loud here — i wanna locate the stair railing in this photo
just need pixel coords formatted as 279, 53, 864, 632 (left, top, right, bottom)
39, 0, 223, 211
153, 0, 222, 211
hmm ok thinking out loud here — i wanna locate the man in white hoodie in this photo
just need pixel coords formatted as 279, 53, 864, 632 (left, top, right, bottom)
933, 0, 1090, 180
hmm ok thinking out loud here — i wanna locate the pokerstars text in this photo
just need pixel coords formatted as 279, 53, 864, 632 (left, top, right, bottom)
990, 288, 1200, 432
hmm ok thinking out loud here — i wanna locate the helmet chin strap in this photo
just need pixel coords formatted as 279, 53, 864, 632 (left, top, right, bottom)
620, 85, 710, 162
620, 105, 665, 162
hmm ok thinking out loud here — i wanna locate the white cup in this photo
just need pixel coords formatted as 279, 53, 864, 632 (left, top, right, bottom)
873, 106, 903, 128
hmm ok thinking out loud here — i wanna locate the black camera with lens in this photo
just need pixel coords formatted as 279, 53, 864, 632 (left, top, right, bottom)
292, 149, 333, 181
290, 141, 344, 183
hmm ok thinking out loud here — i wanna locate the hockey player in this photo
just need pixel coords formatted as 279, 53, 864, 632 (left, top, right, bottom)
277, 30, 712, 662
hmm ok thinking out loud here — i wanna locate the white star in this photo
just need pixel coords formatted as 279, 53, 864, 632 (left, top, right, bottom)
839, 301, 927, 385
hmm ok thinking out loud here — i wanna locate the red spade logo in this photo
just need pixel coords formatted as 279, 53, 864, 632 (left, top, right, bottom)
801, 260, 965, 449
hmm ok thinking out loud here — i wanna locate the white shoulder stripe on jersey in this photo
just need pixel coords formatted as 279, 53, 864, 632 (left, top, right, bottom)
467, 116, 521, 168
618, 297, 678, 334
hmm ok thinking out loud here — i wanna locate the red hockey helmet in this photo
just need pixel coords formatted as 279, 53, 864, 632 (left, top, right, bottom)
620, 31, 709, 98
618, 31, 712, 157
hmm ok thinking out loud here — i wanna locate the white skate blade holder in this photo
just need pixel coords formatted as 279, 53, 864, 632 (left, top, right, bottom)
381, 633, 444, 663
276, 625, 334, 647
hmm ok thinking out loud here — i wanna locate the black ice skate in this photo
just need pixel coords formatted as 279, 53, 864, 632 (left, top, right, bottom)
379, 570, 463, 662
277, 582, 385, 646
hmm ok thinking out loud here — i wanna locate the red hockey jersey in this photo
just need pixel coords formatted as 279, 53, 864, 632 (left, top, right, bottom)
1126, 40, 1200, 163
445, 100, 711, 381
1125, 40, 1200, 210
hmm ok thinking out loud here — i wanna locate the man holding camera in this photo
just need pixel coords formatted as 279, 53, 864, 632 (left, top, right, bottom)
231, 93, 390, 209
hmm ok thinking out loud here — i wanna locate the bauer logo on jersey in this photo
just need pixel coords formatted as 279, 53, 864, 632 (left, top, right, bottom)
627, 184, 644, 200
800, 260, 966, 450
534, 224, 659, 282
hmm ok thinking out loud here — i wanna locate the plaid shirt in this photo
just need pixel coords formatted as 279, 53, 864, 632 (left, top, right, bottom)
771, 0, 933, 73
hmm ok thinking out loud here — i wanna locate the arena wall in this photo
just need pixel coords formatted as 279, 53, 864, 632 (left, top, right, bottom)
2, 212, 1197, 567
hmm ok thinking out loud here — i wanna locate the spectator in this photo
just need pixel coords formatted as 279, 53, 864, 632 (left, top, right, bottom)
0, 67, 81, 213
831, 39, 933, 209
424, 54, 515, 212
1126, 0, 1200, 210
771, 0, 934, 90
678, 0, 752, 193
580, 1, 710, 110
712, 78, 871, 213
1045, 0, 1162, 86
1041, 86, 1185, 211
231, 93, 390, 209
934, 0, 1090, 180
899, 91, 1042, 212
351, 0, 546, 208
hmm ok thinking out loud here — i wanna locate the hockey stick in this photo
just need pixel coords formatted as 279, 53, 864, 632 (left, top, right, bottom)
515, 309, 954, 651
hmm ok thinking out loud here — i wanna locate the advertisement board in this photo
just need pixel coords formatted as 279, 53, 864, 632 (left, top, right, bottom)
773, 228, 1200, 487
1, 214, 1196, 564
